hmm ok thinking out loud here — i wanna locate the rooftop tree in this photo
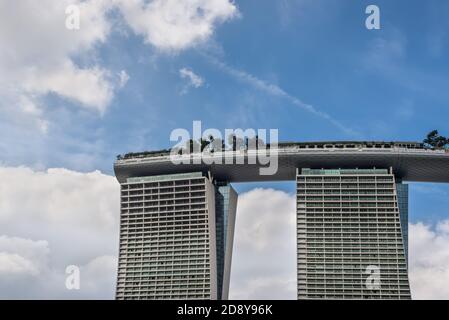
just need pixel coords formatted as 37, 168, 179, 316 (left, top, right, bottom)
423, 130, 449, 149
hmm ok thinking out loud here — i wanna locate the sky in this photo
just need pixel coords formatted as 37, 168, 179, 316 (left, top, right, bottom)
0, 0, 449, 299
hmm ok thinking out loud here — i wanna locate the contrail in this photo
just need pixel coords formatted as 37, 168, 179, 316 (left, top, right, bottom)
204, 54, 361, 138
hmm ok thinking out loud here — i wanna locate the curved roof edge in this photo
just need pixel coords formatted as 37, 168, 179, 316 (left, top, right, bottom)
114, 143, 449, 184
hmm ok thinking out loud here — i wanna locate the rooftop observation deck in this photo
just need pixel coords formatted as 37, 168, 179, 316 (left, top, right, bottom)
114, 141, 449, 184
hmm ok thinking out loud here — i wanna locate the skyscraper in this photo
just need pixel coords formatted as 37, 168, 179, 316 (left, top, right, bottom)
115, 172, 237, 299
114, 141, 449, 299
296, 168, 411, 299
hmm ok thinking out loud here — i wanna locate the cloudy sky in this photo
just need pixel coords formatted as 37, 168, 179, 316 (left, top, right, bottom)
0, 0, 449, 299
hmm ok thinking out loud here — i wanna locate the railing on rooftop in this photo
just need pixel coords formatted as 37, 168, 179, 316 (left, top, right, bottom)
116, 141, 448, 162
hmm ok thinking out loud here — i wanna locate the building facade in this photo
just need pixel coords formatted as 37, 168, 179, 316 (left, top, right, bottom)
116, 172, 237, 300
296, 168, 411, 299
114, 141, 449, 300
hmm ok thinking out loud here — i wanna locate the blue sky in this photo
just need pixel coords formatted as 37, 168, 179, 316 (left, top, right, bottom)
1, 0, 449, 299
4, 0, 448, 221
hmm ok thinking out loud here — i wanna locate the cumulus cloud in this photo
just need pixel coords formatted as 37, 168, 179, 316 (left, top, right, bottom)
409, 220, 449, 299
0, 166, 120, 299
0, 236, 49, 277
230, 188, 297, 299
116, 0, 238, 51
1, 0, 236, 134
231, 188, 449, 300
1, 168, 447, 300
0, 0, 120, 132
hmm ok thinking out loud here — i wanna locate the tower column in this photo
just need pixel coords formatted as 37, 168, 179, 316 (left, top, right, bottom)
116, 172, 236, 300
296, 168, 411, 299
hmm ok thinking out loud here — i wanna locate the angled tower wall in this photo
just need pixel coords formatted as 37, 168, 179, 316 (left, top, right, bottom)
296, 168, 411, 299
115, 172, 237, 300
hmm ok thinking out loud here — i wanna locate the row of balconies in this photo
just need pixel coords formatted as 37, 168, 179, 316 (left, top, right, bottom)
297, 245, 404, 250
299, 252, 405, 257
121, 222, 209, 229
297, 232, 403, 236
123, 185, 205, 194
117, 278, 210, 284
297, 233, 403, 238
120, 228, 209, 236
117, 274, 210, 280
121, 255, 208, 262
298, 290, 409, 295
122, 202, 207, 210
119, 245, 209, 251
297, 183, 394, 188
117, 267, 211, 274
120, 230, 209, 237
298, 178, 393, 183
297, 209, 398, 213
298, 261, 406, 267
119, 254, 208, 261
297, 225, 402, 229
300, 248, 404, 253
123, 178, 205, 187
119, 242, 209, 248
120, 211, 207, 217
117, 269, 210, 275
298, 254, 405, 260
302, 204, 396, 208
123, 192, 206, 202
120, 214, 208, 222
297, 266, 407, 272
117, 287, 209, 293
297, 191, 394, 195
298, 217, 400, 221
119, 235, 209, 242
298, 283, 409, 289
119, 238, 210, 244
122, 179, 205, 189
298, 197, 395, 201
298, 274, 407, 279
298, 293, 410, 300
119, 250, 208, 256
117, 292, 209, 298
117, 295, 209, 300
119, 259, 210, 265
118, 264, 211, 270
120, 229, 208, 236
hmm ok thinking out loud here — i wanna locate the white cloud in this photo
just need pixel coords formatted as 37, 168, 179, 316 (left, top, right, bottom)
0, 0, 237, 134
0, 167, 119, 230
0, 166, 120, 299
0, 253, 40, 276
180, 68, 204, 88
116, 0, 238, 51
179, 67, 204, 94
230, 188, 297, 299
0, 0, 118, 130
409, 220, 449, 299
0, 236, 49, 276
2, 168, 447, 300
231, 188, 449, 300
